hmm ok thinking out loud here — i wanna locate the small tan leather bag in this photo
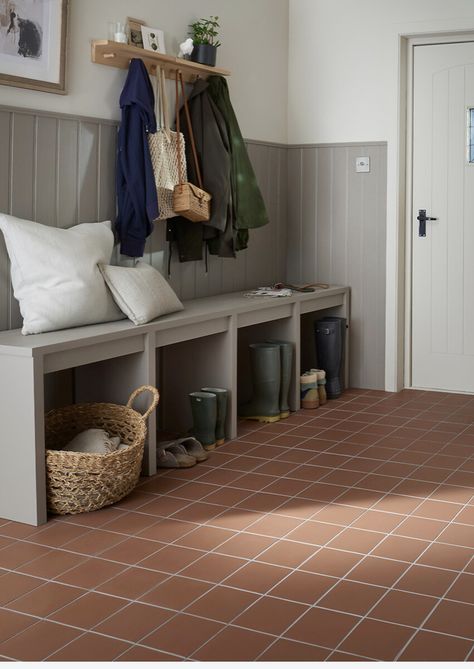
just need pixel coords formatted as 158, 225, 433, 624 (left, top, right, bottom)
173, 70, 212, 222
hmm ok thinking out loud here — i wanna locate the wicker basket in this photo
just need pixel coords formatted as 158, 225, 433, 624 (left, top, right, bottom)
45, 386, 159, 515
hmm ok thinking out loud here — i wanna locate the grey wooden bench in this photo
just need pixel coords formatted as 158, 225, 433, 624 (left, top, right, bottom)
0, 286, 350, 525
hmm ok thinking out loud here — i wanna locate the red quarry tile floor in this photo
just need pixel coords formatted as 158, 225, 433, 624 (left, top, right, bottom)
0, 388, 473, 661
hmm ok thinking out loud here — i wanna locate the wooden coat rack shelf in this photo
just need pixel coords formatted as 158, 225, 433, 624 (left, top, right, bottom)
91, 40, 231, 81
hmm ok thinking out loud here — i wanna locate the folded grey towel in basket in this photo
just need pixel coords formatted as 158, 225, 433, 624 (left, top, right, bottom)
64, 428, 121, 454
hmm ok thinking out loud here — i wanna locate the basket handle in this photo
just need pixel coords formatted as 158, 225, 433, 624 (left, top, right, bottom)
126, 386, 160, 421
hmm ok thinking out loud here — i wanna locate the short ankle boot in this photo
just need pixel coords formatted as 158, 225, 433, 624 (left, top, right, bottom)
189, 391, 217, 450
201, 387, 228, 446
300, 371, 319, 409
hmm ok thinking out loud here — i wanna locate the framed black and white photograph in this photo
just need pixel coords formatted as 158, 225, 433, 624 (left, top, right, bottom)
0, 0, 68, 94
141, 25, 165, 54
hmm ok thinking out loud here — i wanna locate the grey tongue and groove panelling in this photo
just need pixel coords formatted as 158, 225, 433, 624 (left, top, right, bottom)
0, 106, 288, 331
286, 143, 387, 390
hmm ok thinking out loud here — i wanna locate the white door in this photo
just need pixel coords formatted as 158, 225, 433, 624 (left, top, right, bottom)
412, 42, 474, 392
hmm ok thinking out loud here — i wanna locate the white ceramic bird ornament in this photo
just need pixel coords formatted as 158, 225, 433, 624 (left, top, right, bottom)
178, 37, 194, 58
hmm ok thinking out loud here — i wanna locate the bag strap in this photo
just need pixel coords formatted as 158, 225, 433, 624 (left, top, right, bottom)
175, 69, 203, 189
159, 67, 170, 135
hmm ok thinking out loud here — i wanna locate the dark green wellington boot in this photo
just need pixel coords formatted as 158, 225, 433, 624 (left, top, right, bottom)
189, 391, 217, 450
239, 343, 281, 423
266, 340, 294, 418
201, 387, 228, 446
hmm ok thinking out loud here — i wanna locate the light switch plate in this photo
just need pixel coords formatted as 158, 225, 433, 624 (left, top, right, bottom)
356, 156, 370, 173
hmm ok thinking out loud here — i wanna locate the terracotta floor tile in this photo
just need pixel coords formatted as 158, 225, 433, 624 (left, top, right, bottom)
214, 532, 275, 558
286, 520, 342, 546
333, 488, 384, 509
436, 522, 474, 548
445, 572, 474, 604
329, 528, 385, 553
47, 632, 130, 661
180, 552, 247, 583
100, 511, 157, 535
171, 502, 228, 524
369, 589, 438, 627
193, 625, 274, 661
263, 477, 312, 496
302, 547, 361, 578
352, 510, 403, 533
0, 620, 80, 661
62, 529, 125, 555
138, 518, 198, 543
136, 495, 192, 518
355, 474, 400, 493
311, 504, 364, 525
299, 482, 349, 503
395, 564, 458, 597
98, 566, 167, 599
139, 544, 204, 573
234, 595, 308, 635
208, 508, 262, 531
26, 522, 89, 548
255, 539, 317, 568
202, 487, 255, 507
22, 549, 85, 580
372, 494, 422, 515
224, 561, 291, 594
394, 516, 448, 541
413, 499, 464, 521
143, 613, 223, 657
58, 557, 125, 589
140, 575, 211, 610
269, 570, 338, 604
346, 556, 408, 587
285, 606, 359, 648
329, 650, 374, 661
244, 513, 302, 537
98, 536, 163, 564
451, 505, 474, 525
319, 580, 387, 615
117, 645, 180, 661
371, 535, 430, 562
0, 572, 43, 606
417, 543, 473, 571
260, 638, 330, 661
230, 473, 277, 492
185, 584, 258, 622
399, 629, 472, 661
94, 601, 173, 642
275, 497, 325, 519
424, 599, 474, 639
49, 591, 126, 629
339, 619, 414, 661
6, 580, 82, 617
166, 481, 220, 501
0, 609, 37, 643
0, 541, 48, 570
175, 525, 235, 551
319, 469, 367, 487
236, 492, 289, 513
390, 479, 440, 498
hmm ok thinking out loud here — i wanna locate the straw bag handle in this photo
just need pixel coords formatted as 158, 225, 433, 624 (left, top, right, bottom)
152, 67, 170, 136
127, 386, 160, 421
175, 69, 203, 189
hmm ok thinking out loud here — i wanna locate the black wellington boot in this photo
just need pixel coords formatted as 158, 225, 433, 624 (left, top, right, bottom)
321, 316, 347, 394
314, 317, 346, 399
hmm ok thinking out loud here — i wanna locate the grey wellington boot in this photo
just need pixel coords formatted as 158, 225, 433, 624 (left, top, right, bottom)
239, 343, 281, 423
266, 340, 293, 418
189, 391, 217, 450
201, 387, 228, 446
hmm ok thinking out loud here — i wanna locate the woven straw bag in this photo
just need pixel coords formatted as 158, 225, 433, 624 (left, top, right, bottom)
45, 385, 159, 515
173, 70, 212, 223
148, 67, 186, 220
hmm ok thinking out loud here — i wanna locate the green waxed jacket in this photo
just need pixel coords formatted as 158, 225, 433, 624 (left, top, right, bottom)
167, 76, 268, 263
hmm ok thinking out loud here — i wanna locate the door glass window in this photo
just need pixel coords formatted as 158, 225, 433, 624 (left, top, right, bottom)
468, 108, 474, 162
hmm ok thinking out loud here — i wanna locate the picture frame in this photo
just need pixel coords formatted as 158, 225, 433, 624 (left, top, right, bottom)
127, 16, 145, 49
0, 0, 68, 94
141, 25, 166, 55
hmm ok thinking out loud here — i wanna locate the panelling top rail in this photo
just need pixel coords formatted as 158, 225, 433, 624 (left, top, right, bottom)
91, 40, 231, 82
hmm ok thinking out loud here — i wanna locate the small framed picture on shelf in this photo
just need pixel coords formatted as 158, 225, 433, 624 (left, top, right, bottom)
127, 17, 145, 48
141, 25, 165, 54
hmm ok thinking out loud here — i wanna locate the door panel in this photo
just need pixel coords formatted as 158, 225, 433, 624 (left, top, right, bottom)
412, 43, 474, 392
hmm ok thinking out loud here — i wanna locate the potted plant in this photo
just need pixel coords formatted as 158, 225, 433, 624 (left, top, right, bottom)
188, 16, 221, 67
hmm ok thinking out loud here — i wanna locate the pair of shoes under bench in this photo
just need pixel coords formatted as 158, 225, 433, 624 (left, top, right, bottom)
157, 437, 208, 468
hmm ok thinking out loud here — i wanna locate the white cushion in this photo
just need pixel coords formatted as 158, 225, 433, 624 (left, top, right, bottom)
99, 261, 184, 325
0, 214, 124, 335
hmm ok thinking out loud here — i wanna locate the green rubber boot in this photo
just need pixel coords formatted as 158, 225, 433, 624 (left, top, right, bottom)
239, 343, 281, 423
266, 340, 294, 418
189, 391, 217, 450
201, 387, 228, 446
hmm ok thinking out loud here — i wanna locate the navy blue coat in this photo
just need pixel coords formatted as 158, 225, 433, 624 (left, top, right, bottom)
115, 59, 159, 257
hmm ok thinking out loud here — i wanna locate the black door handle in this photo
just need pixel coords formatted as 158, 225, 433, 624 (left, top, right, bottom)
417, 209, 438, 237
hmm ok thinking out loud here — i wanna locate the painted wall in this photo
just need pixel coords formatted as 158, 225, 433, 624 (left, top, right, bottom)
0, 0, 289, 144
288, 0, 474, 390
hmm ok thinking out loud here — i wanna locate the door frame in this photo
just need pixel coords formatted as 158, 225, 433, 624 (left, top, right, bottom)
401, 31, 474, 390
